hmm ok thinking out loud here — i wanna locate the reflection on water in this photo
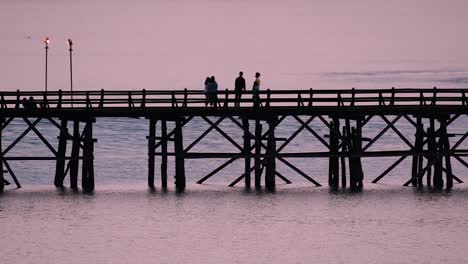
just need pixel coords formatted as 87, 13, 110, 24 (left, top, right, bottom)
2, 185, 468, 264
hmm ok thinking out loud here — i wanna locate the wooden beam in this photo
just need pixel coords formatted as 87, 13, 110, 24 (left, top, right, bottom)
184, 116, 225, 153
372, 155, 408, 183
363, 115, 401, 152
277, 156, 321, 186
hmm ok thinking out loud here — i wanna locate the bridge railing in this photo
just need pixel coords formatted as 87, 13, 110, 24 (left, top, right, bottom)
0, 88, 467, 110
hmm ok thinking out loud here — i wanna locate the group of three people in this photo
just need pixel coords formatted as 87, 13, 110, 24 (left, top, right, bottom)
204, 72, 261, 107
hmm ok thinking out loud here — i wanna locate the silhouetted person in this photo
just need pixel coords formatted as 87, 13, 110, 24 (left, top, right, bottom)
207, 76, 219, 107
29, 97, 37, 110
234, 72, 246, 107
22, 97, 37, 111
22, 98, 29, 109
252, 72, 261, 107
204, 77, 211, 106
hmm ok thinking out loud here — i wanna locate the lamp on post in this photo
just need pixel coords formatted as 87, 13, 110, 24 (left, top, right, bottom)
68, 38, 74, 108
44, 37, 50, 93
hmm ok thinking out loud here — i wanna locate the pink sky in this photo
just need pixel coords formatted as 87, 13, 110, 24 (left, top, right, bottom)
1, 0, 467, 90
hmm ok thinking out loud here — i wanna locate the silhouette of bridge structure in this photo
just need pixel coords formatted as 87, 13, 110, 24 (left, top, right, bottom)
0, 88, 467, 192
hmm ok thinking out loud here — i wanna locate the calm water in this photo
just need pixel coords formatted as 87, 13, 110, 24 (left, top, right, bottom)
1, 0, 468, 263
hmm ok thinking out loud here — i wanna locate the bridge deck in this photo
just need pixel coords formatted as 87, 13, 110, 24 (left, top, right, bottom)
0, 88, 467, 192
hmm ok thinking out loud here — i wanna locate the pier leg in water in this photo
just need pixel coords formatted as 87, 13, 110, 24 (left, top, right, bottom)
254, 120, 262, 189
416, 119, 425, 187
174, 119, 185, 191
265, 117, 277, 192
54, 118, 68, 187
81, 119, 95, 192
161, 120, 168, 189
440, 118, 453, 189
426, 121, 435, 188
341, 126, 347, 189
69, 120, 80, 190
328, 118, 340, 189
433, 125, 444, 190
411, 117, 422, 187
0, 118, 4, 192
242, 118, 251, 189
148, 119, 156, 189
353, 119, 364, 190
345, 119, 364, 192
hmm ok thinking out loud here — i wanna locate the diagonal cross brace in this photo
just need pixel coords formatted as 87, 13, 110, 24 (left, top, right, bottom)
293, 115, 330, 149
277, 156, 321, 186
202, 116, 243, 152
363, 115, 401, 152
185, 117, 225, 153
380, 115, 414, 149
2, 118, 42, 156
277, 116, 315, 153
23, 117, 58, 156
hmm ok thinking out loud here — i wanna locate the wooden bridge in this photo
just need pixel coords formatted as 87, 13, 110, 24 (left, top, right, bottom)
0, 88, 467, 192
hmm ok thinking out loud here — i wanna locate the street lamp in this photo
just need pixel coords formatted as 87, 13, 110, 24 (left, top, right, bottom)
68, 38, 74, 108
44, 37, 50, 93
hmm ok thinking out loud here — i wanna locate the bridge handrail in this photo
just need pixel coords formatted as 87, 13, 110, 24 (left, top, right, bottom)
0, 88, 467, 110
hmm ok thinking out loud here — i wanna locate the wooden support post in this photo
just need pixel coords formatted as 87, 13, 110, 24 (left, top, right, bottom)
148, 119, 156, 189
433, 122, 444, 190
174, 119, 185, 191
411, 117, 422, 187
0, 118, 4, 192
254, 120, 262, 189
417, 119, 424, 187
70, 120, 80, 189
328, 118, 339, 189
353, 119, 364, 190
82, 119, 95, 192
440, 118, 453, 189
54, 118, 68, 187
427, 119, 435, 188
242, 118, 251, 189
265, 117, 276, 191
161, 120, 168, 189
341, 126, 347, 188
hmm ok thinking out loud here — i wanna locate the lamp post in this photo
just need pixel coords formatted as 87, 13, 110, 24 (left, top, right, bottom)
44, 37, 50, 93
68, 38, 73, 108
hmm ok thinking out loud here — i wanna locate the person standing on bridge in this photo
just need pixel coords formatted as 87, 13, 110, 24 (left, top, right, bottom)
234, 71, 246, 107
252, 72, 261, 107
207, 76, 219, 107
204, 77, 211, 106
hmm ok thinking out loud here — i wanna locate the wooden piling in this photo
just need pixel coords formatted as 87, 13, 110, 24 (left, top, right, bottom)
328, 118, 340, 189
416, 118, 424, 187
433, 122, 444, 190
354, 119, 364, 190
161, 120, 168, 189
54, 118, 68, 187
426, 120, 435, 188
340, 126, 347, 188
440, 118, 453, 189
70, 120, 80, 189
81, 119, 95, 192
0, 118, 4, 192
242, 119, 251, 188
174, 119, 185, 191
411, 117, 422, 187
265, 117, 277, 191
148, 119, 156, 189
254, 120, 262, 189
